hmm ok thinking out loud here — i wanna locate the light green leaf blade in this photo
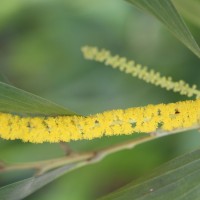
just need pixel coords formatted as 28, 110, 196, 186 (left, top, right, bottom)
0, 82, 76, 116
0, 163, 77, 200
126, 0, 200, 58
100, 148, 200, 200
0, 74, 10, 84
174, 0, 200, 28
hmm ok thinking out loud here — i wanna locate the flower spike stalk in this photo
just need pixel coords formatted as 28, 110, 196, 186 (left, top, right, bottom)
0, 99, 200, 143
81, 46, 200, 99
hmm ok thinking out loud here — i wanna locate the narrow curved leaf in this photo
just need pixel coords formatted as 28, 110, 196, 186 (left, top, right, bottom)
100, 148, 200, 200
126, 0, 200, 58
0, 74, 10, 84
0, 163, 77, 200
174, 0, 200, 28
0, 82, 76, 116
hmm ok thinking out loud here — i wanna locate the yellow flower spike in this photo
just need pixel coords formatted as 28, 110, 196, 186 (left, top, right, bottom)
81, 46, 200, 99
0, 99, 200, 143
54, 117, 72, 142
120, 123, 133, 135
0, 113, 11, 140
9, 115, 21, 140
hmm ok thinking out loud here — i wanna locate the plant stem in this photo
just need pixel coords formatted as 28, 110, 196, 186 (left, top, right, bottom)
0, 125, 199, 175
59, 142, 72, 155
0, 152, 94, 175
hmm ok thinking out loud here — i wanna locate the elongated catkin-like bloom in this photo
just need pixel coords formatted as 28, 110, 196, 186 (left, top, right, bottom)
0, 99, 200, 143
81, 46, 200, 98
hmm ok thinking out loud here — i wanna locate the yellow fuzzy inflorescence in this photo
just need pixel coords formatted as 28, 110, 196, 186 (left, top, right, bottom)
0, 99, 200, 143
81, 46, 200, 98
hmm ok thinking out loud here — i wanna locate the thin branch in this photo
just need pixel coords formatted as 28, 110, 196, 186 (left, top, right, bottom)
0, 124, 199, 175
59, 142, 73, 155
90, 125, 200, 163
0, 152, 94, 175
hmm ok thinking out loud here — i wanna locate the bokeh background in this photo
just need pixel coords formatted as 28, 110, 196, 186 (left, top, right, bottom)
0, 0, 200, 199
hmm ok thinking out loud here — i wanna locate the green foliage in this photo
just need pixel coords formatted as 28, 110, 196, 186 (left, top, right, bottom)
0, 0, 200, 199
100, 148, 200, 199
0, 164, 77, 200
174, 0, 200, 28
0, 82, 76, 116
127, 0, 200, 58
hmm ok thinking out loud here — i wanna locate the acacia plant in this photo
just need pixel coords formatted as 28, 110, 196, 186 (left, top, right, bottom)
0, 0, 200, 199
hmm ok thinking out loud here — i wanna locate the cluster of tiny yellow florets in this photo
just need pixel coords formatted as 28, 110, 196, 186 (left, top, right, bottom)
0, 99, 200, 143
81, 46, 200, 98
1, 46, 200, 143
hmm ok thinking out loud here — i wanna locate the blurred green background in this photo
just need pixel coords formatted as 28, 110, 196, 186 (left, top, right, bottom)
0, 0, 200, 199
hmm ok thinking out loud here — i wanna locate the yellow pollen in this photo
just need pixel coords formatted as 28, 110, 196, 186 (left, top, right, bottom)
0, 99, 200, 143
